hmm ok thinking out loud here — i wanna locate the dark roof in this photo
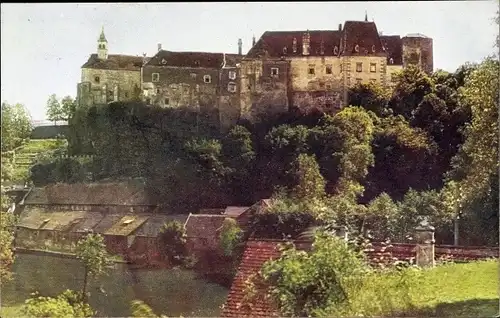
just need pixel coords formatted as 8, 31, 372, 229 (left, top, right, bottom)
17, 207, 86, 232
380, 35, 403, 65
71, 212, 105, 233
23, 181, 155, 206
223, 206, 250, 218
93, 214, 124, 234
342, 21, 385, 56
247, 30, 342, 58
145, 50, 242, 69
221, 240, 283, 317
81, 54, 143, 71
135, 214, 189, 237
184, 214, 226, 239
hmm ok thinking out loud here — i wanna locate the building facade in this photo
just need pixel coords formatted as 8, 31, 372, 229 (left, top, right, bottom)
77, 18, 433, 127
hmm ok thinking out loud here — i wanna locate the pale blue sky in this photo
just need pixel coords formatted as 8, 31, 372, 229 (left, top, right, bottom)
1, 2, 498, 120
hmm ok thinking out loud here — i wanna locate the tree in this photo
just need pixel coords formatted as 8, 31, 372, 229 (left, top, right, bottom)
22, 290, 94, 318
75, 233, 112, 302
260, 232, 368, 317
1, 102, 33, 152
290, 153, 326, 202
46, 94, 63, 124
61, 95, 77, 121
219, 218, 243, 257
348, 82, 391, 117
158, 221, 187, 265
130, 300, 158, 318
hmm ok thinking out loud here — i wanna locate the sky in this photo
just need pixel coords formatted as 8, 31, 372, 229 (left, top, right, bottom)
1, 1, 498, 120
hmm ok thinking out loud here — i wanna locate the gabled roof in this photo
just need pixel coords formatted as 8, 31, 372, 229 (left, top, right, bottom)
23, 181, 155, 206
223, 206, 250, 218
145, 50, 242, 69
135, 214, 189, 237
380, 35, 403, 65
342, 21, 385, 56
221, 240, 284, 317
184, 214, 227, 239
246, 30, 342, 58
103, 214, 150, 236
81, 54, 143, 71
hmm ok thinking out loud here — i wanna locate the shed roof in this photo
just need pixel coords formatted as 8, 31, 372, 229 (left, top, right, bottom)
135, 214, 189, 237
17, 207, 86, 232
23, 181, 154, 206
103, 214, 150, 236
184, 214, 227, 239
223, 206, 250, 218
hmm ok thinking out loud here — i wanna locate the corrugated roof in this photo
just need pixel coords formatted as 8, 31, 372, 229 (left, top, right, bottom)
82, 54, 143, 71
184, 214, 227, 239
23, 181, 154, 206
135, 214, 189, 237
103, 214, 150, 236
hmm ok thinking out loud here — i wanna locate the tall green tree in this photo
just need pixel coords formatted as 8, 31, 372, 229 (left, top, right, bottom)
75, 233, 112, 302
46, 94, 63, 124
1, 102, 33, 152
61, 95, 77, 121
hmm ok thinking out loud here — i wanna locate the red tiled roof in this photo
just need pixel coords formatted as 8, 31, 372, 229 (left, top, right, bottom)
81, 54, 143, 71
221, 240, 283, 317
145, 50, 242, 69
380, 35, 403, 65
342, 21, 385, 56
247, 30, 342, 58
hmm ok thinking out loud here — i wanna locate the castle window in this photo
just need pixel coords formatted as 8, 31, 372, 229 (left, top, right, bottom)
152, 73, 160, 82
354, 44, 360, 53
271, 67, 279, 77
356, 62, 363, 72
371, 45, 376, 53
292, 38, 297, 53
164, 98, 169, 105
389, 58, 394, 65
334, 46, 338, 55
308, 65, 315, 75
161, 58, 167, 65
228, 82, 237, 93
228, 71, 237, 80
203, 75, 211, 83
94, 76, 100, 84
325, 65, 332, 74
370, 63, 377, 73
283, 46, 287, 54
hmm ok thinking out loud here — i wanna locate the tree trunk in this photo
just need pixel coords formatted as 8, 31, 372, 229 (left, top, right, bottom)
82, 267, 89, 302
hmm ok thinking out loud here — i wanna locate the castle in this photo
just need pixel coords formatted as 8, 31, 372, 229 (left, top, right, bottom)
77, 15, 433, 129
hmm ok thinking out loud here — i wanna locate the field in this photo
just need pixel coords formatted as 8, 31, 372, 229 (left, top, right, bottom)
340, 259, 498, 317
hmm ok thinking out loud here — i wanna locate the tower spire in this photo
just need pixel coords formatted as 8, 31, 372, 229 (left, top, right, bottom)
97, 26, 108, 60
364, 11, 368, 22
99, 26, 107, 42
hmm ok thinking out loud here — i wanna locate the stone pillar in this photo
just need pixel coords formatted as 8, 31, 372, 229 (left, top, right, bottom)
415, 223, 435, 268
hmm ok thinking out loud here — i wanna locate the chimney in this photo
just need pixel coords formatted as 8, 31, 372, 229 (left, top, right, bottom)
302, 31, 310, 56
338, 24, 342, 31
157, 43, 162, 52
238, 38, 243, 55
252, 35, 256, 47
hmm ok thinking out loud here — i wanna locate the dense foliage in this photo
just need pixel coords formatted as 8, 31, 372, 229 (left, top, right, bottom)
30, 57, 498, 245
219, 218, 243, 257
22, 290, 94, 318
1, 102, 33, 152
158, 221, 188, 265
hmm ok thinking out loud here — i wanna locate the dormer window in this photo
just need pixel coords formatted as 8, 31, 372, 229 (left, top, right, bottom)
161, 58, 167, 65
320, 41, 325, 55
271, 67, 279, 77
229, 71, 237, 80
283, 46, 287, 54
389, 58, 394, 65
354, 44, 360, 53
292, 38, 297, 53
333, 46, 338, 55
371, 45, 376, 53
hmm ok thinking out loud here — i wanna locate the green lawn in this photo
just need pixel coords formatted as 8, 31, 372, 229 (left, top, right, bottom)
0, 304, 23, 317
338, 259, 499, 317
15, 139, 65, 154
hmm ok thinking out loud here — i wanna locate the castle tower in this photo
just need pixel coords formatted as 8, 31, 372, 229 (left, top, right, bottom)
97, 26, 108, 60
402, 33, 433, 74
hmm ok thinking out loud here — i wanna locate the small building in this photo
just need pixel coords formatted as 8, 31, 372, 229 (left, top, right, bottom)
184, 214, 227, 254
19, 181, 158, 214
102, 214, 150, 255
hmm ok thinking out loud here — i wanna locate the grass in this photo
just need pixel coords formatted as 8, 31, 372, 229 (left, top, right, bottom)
0, 304, 23, 317
15, 139, 65, 154
337, 259, 498, 317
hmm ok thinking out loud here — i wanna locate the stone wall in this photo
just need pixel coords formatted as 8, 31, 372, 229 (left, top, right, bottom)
402, 36, 433, 74
80, 68, 141, 106
219, 67, 242, 130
